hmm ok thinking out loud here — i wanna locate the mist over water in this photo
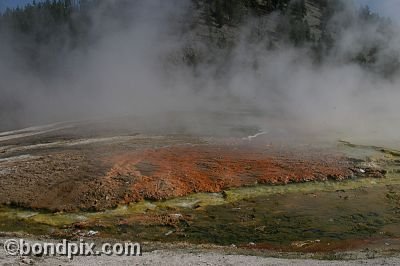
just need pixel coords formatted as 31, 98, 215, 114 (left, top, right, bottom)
0, 0, 399, 143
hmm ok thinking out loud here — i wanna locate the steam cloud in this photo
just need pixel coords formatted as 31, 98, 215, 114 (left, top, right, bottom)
0, 0, 399, 144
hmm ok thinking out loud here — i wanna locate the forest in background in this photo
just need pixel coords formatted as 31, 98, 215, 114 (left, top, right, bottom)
0, 0, 397, 75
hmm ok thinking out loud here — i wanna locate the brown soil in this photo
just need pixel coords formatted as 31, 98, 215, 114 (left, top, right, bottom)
0, 144, 385, 212
0, 151, 120, 211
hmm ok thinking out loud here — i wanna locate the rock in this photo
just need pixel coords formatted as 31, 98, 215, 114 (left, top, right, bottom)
255, 226, 266, 232
20, 258, 34, 264
165, 230, 174, 236
87, 230, 98, 236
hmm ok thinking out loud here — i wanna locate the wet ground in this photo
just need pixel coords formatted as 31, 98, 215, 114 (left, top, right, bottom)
0, 118, 400, 258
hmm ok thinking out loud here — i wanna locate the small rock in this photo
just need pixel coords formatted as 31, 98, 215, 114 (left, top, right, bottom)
87, 230, 98, 236
165, 230, 174, 236
21, 258, 34, 265
255, 225, 266, 232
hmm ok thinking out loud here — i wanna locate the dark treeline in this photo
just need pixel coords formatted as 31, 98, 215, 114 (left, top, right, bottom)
0, 0, 398, 76
201, 0, 310, 45
1, 0, 94, 74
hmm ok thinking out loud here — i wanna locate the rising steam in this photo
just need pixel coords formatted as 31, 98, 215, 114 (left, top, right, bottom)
0, 0, 399, 143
